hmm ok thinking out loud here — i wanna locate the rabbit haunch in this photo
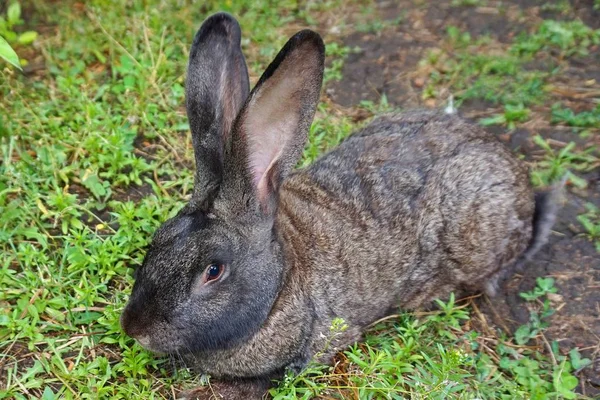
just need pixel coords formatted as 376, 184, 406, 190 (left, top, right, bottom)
120, 12, 559, 399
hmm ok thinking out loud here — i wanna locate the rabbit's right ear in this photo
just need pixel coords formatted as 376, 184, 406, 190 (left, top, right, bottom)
186, 13, 250, 207
220, 30, 325, 215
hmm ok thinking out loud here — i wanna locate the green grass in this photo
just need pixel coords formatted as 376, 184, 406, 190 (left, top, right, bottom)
529, 136, 598, 189
577, 203, 600, 252
423, 30, 549, 113
551, 103, 600, 130
272, 284, 585, 399
0, 0, 597, 399
423, 21, 600, 128
511, 20, 600, 58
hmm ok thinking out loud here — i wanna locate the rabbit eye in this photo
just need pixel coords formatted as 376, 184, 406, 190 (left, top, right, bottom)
203, 263, 224, 283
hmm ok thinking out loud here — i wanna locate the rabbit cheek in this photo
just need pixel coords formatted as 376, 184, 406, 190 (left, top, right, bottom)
142, 322, 187, 354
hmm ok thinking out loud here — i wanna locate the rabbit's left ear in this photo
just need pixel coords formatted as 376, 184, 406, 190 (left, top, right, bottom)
186, 13, 250, 207
223, 30, 325, 212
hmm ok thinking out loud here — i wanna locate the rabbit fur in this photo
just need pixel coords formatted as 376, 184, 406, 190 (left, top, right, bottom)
121, 12, 560, 399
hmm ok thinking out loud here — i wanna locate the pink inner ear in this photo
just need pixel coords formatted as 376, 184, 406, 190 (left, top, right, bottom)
248, 120, 292, 202
243, 76, 300, 202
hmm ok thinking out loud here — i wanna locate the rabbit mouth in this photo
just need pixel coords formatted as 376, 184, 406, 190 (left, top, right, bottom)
130, 330, 182, 355
134, 335, 164, 353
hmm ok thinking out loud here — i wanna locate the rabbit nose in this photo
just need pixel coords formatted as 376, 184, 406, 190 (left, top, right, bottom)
120, 306, 144, 338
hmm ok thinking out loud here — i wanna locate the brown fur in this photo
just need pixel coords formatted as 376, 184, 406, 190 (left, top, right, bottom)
121, 13, 557, 400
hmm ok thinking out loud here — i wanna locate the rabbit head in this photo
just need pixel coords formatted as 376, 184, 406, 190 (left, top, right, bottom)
120, 13, 325, 355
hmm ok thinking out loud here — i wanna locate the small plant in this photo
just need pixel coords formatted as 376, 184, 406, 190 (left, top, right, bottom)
0, 2, 37, 45
430, 293, 471, 339
519, 277, 558, 301
424, 27, 549, 108
530, 135, 598, 188
270, 318, 348, 400
355, 6, 403, 34
512, 20, 600, 57
514, 277, 557, 344
568, 348, 592, 371
551, 103, 600, 130
451, 0, 485, 6
497, 278, 582, 398
541, 0, 572, 13
577, 203, 600, 252
323, 43, 359, 83
0, 1, 38, 69
358, 93, 394, 114
480, 103, 531, 129
447, 25, 472, 48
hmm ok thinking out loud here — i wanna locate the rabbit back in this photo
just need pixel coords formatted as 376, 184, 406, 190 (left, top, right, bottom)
278, 110, 534, 323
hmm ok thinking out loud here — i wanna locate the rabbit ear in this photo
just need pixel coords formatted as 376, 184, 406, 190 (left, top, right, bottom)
223, 30, 325, 213
186, 13, 250, 207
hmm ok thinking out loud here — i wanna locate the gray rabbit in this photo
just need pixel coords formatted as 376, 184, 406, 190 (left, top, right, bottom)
120, 12, 561, 400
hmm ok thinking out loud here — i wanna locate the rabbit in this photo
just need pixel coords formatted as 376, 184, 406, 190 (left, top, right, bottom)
120, 12, 562, 400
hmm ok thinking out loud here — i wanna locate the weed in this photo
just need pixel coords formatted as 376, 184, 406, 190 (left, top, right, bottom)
577, 203, 600, 252
551, 103, 600, 132
423, 21, 599, 132
514, 278, 556, 344
323, 42, 360, 84
358, 93, 394, 114
0, 1, 37, 68
530, 135, 598, 188
301, 103, 356, 166
0, 2, 38, 46
512, 20, 600, 58
355, 5, 404, 34
451, 0, 486, 6
497, 278, 585, 398
480, 103, 531, 130
423, 29, 549, 117
519, 277, 558, 301
541, 0, 572, 13
271, 293, 582, 399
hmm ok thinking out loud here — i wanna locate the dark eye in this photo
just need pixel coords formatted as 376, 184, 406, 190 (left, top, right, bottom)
203, 263, 224, 284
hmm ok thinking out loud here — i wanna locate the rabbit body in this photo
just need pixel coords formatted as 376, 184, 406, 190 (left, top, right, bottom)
183, 110, 534, 378
120, 13, 550, 399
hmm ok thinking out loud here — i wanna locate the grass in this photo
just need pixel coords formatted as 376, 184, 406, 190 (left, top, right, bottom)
551, 103, 600, 130
577, 203, 600, 253
451, 0, 486, 7
422, 21, 600, 126
529, 135, 598, 189
422, 32, 548, 113
272, 284, 586, 399
1, 0, 598, 399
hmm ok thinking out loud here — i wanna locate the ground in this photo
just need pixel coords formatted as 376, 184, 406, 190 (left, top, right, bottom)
0, 0, 599, 399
